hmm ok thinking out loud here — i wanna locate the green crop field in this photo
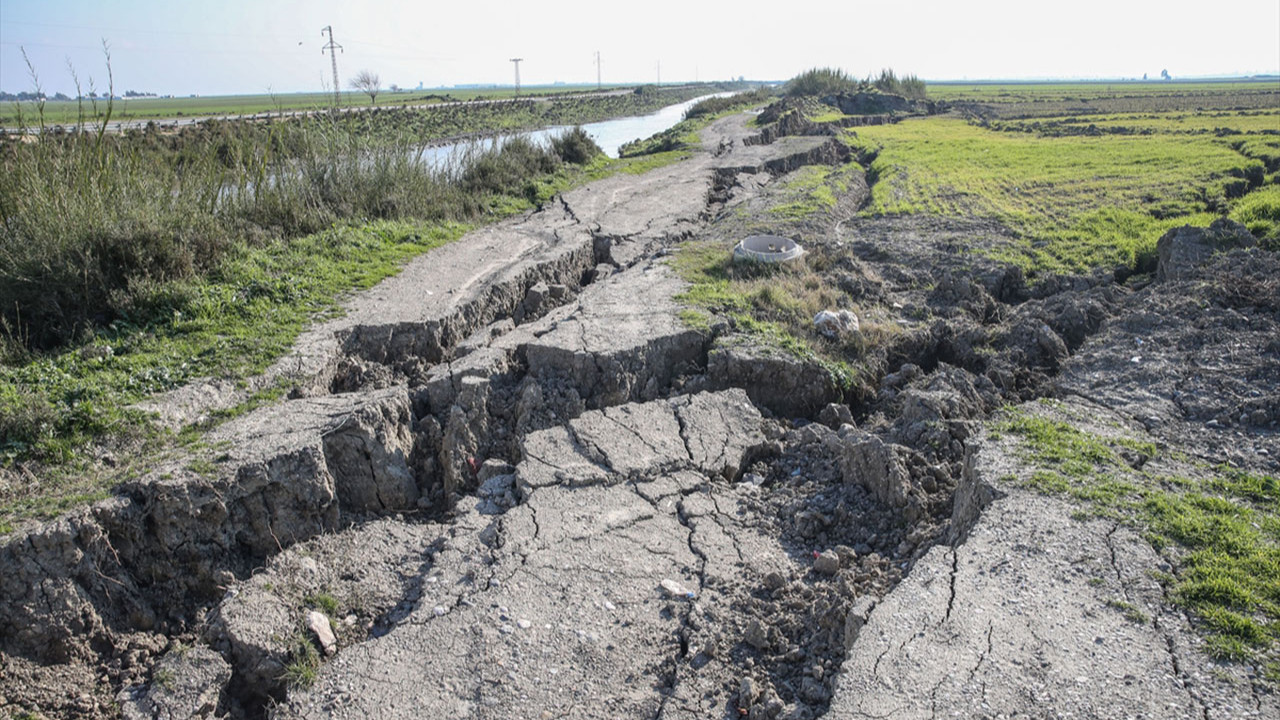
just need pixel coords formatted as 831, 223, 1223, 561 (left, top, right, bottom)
844, 109, 1274, 273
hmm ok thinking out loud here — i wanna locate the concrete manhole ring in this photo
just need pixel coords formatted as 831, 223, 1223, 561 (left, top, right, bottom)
733, 234, 805, 263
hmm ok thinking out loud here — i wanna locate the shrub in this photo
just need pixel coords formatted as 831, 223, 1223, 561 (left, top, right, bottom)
872, 69, 927, 100
785, 68, 858, 98
550, 126, 602, 165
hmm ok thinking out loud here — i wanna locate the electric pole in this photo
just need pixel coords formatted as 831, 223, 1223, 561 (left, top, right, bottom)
594, 51, 601, 90
321, 25, 342, 107
510, 58, 523, 95
656, 61, 661, 87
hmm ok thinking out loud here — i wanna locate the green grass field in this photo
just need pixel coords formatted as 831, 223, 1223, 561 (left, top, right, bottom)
844, 111, 1273, 273
1, 83, 702, 127
927, 79, 1280, 103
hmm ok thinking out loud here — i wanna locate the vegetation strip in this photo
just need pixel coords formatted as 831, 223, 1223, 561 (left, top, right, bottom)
996, 406, 1280, 683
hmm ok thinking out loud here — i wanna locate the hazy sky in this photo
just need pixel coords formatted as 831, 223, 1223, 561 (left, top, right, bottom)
3, 0, 1278, 96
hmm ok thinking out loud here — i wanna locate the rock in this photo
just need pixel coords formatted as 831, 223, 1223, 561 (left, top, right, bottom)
1156, 218, 1257, 282
477, 459, 516, 482
660, 579, 694, 600
744, 619, 770, 650
800, 676, 830, 704
813, 309, 860, 339
321, 392, 419, 512
818, 403, 854, 429
839, 432, 925, 522
843, 596, 878, 652
813, 550, 841, 575
118, 646, 230, 720
709, 340, 841, 418
740, 676, 762, 707
307, 610, 337, 657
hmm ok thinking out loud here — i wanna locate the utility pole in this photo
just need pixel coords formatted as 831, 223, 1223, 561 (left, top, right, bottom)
656, 61, 661, 87
594, 51, 601, 90
510, 58, 523, 95
321, 25, 342, 107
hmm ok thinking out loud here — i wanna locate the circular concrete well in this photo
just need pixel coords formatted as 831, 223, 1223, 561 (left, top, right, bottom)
733, 234, 805, 264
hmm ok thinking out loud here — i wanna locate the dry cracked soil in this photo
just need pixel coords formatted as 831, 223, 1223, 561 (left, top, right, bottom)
1, 107, 1278, 720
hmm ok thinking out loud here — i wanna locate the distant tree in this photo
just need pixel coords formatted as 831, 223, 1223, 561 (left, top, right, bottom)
388, 83, 400, 93
1161, 69, 1171, 80
349, 69, 381, 105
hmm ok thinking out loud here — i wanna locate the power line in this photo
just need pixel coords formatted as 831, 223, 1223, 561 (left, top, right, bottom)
321, 26, 342, 107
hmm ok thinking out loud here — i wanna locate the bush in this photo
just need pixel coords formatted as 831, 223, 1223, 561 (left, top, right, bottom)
458, 136, 560, 196
786, 68, 858, 98
550, 126, 602, 165
872, 69, 926, 100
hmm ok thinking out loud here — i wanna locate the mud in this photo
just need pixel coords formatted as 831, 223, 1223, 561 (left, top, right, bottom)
2, 100, 1277, 720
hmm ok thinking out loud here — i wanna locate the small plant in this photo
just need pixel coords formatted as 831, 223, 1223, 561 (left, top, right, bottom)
1105, 599, 1150, 624
152, 668, 177, 691
185, 458, 218, 477
281, 631, 322, 689
305, 591, 340, 617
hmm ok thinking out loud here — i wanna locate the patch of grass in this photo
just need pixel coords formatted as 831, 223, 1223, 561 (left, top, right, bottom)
1105, 599, 1150, 624
305, 592, 340, 617
998, 410, 1280, 678
185, 458, 217, 477
281, 631, 321, 689
768, 165, 845, 218
678, 308, 713, 333
845, 114, 1262, 274
152, 668, 176, 691
683, 88, 773, 120
1230, 184, 1280, 244
996, 413, 1147, 479
671, 239, 897, 396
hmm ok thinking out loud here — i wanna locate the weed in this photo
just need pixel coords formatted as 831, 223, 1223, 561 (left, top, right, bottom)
281, 631, 321, 689
152, 668, 176, 691
1105, 599, 1150, 624
871, 69, 926, 100
305, 592, 340, 617
185, 458, 217, 477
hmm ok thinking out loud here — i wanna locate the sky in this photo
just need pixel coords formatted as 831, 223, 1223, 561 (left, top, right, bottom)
2, 0, 1278, 96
